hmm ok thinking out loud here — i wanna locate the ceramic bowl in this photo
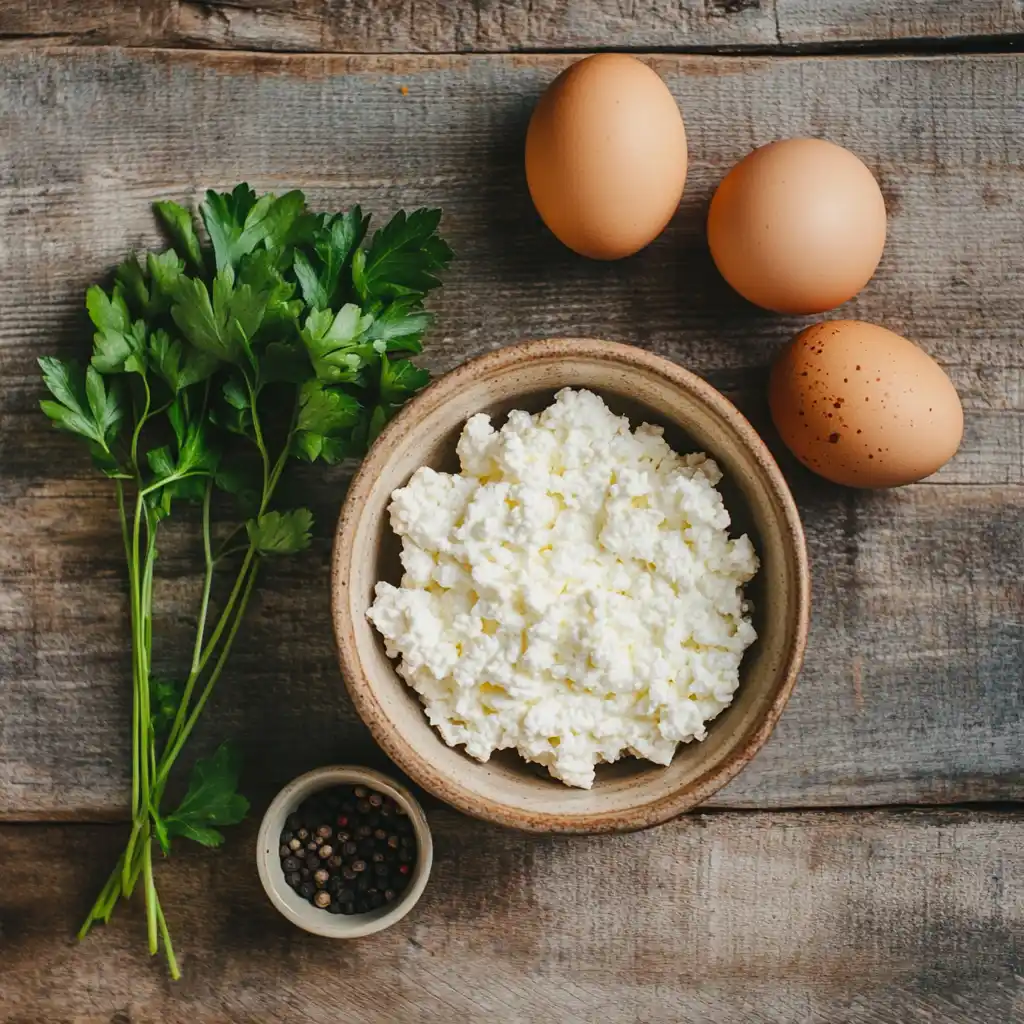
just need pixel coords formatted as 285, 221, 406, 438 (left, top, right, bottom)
256, 765, 433, 937
332, 339, 809, 833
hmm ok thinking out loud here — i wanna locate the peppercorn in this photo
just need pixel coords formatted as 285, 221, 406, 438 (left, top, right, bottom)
306, 840, 319, 853
298, 881, 315, 899
313, 890, 331, 909
368, 793, 383, 808
371, 852, 385, 864
358, 838, 375, 857
356, 874, 370, 893
279, 843, 291, 858
342, 840, 358, 856
374, 828, 387, 841
328, 854, 343, 869
351, 859, 367, 873
319, 844, 334, 860
316, 824, 333, 840
337, 830, 352, 843
398, 864, 410, 875
305, 853, 320, 870
384, 889, 397, 903
356, 825, 373, 839
380, 805, 393, 819
356, 799, 371, 815
343, 902, 356, 915
314, 868, 330, 887
300, 867, 311, 880
282, 856, 301, 873
288, 837, 302, 851
398, 849, 412, 863
328, 901, 344, 914
370, 892, 385, 909
280, 829, 295, 843
286, 872, 302, 888
337, 887, 355, 904
366, 813, 381, 828
337, 815, 349, 828
296, 827, 310, 841
354, 786, 368, 799
374, 862, 389, 877
342, 866, 357, 881
387, 835, 400, 850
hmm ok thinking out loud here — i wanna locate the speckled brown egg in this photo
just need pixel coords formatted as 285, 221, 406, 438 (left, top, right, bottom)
708, 138, 886, 314
525, 54, 688, 260
769, 320, 963, 488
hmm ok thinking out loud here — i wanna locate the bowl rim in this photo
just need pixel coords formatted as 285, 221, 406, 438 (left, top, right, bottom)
256, 764, 433, 937
332, 338, 810, 833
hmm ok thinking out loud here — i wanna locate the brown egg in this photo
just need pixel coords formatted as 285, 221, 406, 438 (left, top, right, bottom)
525, 54, 688, 260
708, 139, 886, 314
769, 320, 963, 488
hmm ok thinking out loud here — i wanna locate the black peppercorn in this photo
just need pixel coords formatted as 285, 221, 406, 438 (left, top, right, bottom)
374, 828, 387, 841
306, 840, 319, 853
279, 843, 292, 858
356, 799, 371, 815
319, 844, 334, 860
313, 890, 331, 909
356, 874, 370, 893
314, 868, 330, 887
288, 837, 302, 851
370, 892, 384, 909
368, 793, 383, 808
337, 887, 355, 904
328, 855, 343, 869
343, 902, 356, 915
286, 872, 302, 888
336, 830, 352, 844
300, 867, 311, 880
280, 829, 295, 843
371, 852, 385, 864
328, 901, 344, 914
384, 889, 397, 903
387, 835, 400, 850
296, 827, 310, 841
343, 841, 358, 856
298, 881, 315, 899
305, 853, 320, 870
353, 786, 368, 799
398, 849, 412, 863
351, 859, 367, 873
342, 866, 357, 881
316, 824, 333, 840
282, 856, 301, 873
374, 862, 389, 877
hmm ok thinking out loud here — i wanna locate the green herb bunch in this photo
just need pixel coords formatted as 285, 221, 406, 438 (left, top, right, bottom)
39, 185, 451, 977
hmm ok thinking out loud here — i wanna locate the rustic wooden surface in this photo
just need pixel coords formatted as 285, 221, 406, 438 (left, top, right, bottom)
2, 809, 1022, 1023
0, 1, 1021, 53
0, 7, 1021, 1021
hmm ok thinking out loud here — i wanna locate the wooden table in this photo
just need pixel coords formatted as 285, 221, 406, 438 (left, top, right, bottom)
1, 3, 1022, 1021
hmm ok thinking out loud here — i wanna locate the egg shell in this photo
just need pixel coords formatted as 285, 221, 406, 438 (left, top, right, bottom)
525, 54, 688, 260
708, 138, 886, 314
769, 320, 963, 488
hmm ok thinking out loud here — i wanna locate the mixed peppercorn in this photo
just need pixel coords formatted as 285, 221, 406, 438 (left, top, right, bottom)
279, 784, 417, 915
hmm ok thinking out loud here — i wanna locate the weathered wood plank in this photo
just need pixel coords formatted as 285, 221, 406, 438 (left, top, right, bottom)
0, 1, 1021, 54
0, 50, 1021, 819
1, 809, 1022, 1022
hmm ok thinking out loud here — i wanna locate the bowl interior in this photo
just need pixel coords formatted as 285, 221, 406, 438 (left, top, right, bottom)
336, 342, 807, 831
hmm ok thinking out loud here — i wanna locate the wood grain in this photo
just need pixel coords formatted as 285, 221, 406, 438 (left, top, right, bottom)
0, 1, 1020, 54
1, 808, 1022, 1022
0, 50, 1021, 820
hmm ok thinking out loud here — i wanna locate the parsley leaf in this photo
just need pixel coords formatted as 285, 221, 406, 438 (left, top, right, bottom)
39, 357, 123, 450
201, 185, 306, 272
155, 199, 205, 271
246, 508, 314, 555
352, 208, 452, 302
163, 743, 249, 848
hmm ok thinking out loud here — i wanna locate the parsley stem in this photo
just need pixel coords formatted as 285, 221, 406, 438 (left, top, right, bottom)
154, 557, 260, 791
143, 835, 158, 955
154, 888, 180, 981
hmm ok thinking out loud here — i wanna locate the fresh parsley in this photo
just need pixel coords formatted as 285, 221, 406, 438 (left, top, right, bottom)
41, 186, 450, 978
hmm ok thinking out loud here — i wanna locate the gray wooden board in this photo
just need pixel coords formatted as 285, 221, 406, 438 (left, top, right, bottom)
1, 808, 1022, 1022
0, 1, 1021, 53
0, 50, 1022, 820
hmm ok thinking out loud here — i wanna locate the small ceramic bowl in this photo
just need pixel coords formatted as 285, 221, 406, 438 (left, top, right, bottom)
333, 339, 810, 833
257, 765, 433, 938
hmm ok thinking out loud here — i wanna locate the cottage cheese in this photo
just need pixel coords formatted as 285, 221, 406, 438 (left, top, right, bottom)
367, 389, 758, 788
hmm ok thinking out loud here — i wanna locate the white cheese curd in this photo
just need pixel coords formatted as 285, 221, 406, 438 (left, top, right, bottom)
367, 388, 759, 789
